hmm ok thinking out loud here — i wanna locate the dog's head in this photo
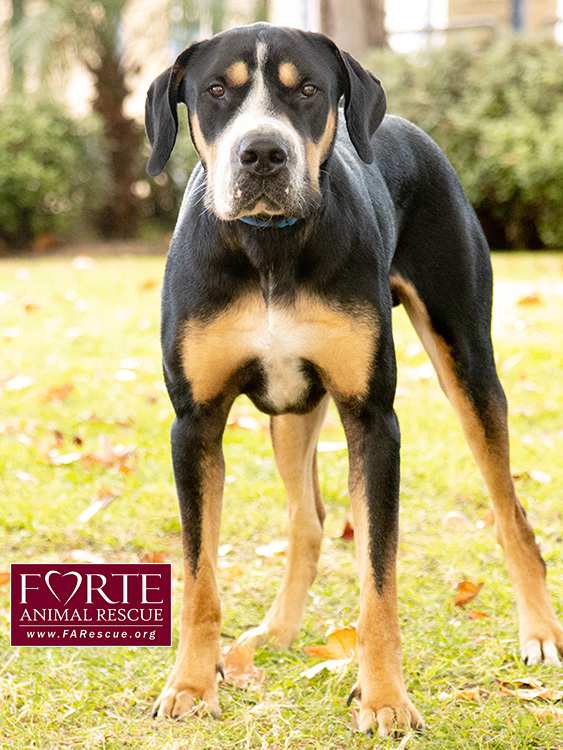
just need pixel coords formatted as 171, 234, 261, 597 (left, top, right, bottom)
145, 24, 386, 222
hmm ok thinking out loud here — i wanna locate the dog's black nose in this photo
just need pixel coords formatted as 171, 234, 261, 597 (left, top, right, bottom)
237, 136, 288, 175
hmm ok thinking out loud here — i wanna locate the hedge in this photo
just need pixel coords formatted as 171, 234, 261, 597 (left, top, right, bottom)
364, 37, 563, 249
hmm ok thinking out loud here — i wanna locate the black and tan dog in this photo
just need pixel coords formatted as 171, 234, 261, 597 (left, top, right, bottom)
145, 23, 562, 737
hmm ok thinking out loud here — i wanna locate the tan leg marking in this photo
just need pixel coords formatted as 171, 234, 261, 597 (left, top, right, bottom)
391, 275, 563, 664
239, 395, 330, 649
348, 470, 423, 735
181, 291, 377, 405
278, 62, 300, 88
154, 451, 224, 718
225, 61, 249, 87
305, 109, 336, 193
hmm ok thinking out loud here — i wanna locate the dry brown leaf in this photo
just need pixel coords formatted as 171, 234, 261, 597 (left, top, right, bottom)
255, 540, 287, 561
0, 572, 10, 587
441, 510, 470, 529
220, 642, 266, 688
454, 580, 483, 607
80, 435, 136, 470
476, 508, 495, 529
500, 678, 563, 701
140, 279, 158, 291
468, 610, 490, 620
347, 705, 360, 732
339, 517, 355, 542
78, 488, 120, 523
455, 685, 491, 701
42, 384, 74, 404
218, 561, 244, 581
140, 552, 168, 563
303, 626, 356, 661
517, 292, 543, 306
527, 706, 563, 724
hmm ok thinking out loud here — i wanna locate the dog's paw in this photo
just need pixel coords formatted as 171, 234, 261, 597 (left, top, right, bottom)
347, 683, 424, 737
519, 616, 563, 667
152, 676, 221, 720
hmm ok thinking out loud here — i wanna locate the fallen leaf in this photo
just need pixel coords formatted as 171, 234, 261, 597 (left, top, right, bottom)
255, 540, 287, 561
218, 544, 233, 556
441, 510, 470, 529
455, 684, 491, 702
339, 517, 355, 542
528, 470, 552, 484
527, 706, 563, 724
42, 383, 74, 404
140, 279, 158, 291
454, 580, 483, 607
517, 292, 543, 306
303, 626, 356, 661
49, 451, 82, 466
0, 572, 10, 587
476, 508, 495, 529
347, 705, 360, 732
140, 552, 168, 563
468, 610, 490, 620
500, 678, 563, 701
115, 369, 136, 382
5, 374, 33, 391
78, 488, 120, 523
14, 471, 39, 484
80, 435, 136, 470
220, 642, 266, 688
218, 561, 244, 580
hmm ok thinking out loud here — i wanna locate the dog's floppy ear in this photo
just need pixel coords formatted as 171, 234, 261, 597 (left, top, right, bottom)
335, 50, 386, 164
145, 43, 201, 177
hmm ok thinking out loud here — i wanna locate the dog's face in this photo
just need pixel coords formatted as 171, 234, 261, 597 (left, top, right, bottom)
145, 24, 386, 222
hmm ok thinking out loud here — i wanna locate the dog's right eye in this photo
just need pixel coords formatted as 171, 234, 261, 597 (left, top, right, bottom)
208, 84, 225, 98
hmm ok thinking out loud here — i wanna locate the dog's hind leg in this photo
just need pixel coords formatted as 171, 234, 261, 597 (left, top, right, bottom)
391, 272, 563, 666
239, 394, 330, 649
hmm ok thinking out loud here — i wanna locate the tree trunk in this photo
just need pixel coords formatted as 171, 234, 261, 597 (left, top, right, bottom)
321, 0, 388, 58
89, 44, 142, 239
9, 0, 26, 94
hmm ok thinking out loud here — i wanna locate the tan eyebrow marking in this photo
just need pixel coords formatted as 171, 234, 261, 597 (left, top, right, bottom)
225, 61, 249, 87
278, 62, 300, 88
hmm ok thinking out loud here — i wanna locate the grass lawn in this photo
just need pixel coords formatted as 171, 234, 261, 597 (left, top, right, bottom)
1, 251, 562, 749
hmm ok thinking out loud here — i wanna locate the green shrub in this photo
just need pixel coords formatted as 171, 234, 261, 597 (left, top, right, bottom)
364, 38, 563, 248
0, 99, 109, 252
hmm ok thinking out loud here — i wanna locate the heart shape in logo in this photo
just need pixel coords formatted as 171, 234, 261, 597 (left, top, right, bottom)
45, 570, 82, 605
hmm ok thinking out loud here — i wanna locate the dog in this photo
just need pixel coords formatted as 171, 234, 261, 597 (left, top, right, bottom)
145, 23, 562, 737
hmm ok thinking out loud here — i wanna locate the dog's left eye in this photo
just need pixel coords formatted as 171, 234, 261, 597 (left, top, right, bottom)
208, 84, 225, 98
301, 84, 317, 98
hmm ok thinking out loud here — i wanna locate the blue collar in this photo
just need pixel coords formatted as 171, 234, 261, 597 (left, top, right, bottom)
238, 216, 298, 229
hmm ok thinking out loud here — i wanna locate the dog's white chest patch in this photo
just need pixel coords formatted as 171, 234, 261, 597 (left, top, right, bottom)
181, 292, 376, 408
251, 305, 310, 410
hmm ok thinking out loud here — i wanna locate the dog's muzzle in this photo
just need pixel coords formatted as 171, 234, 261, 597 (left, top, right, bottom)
237, 135, 289, 177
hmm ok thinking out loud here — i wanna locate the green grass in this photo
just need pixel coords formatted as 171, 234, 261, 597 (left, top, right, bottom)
1, 251, 562, 749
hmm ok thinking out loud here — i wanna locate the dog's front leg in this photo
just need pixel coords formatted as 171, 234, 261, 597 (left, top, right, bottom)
153, 406, 228, 720
338, 399, 424, 737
